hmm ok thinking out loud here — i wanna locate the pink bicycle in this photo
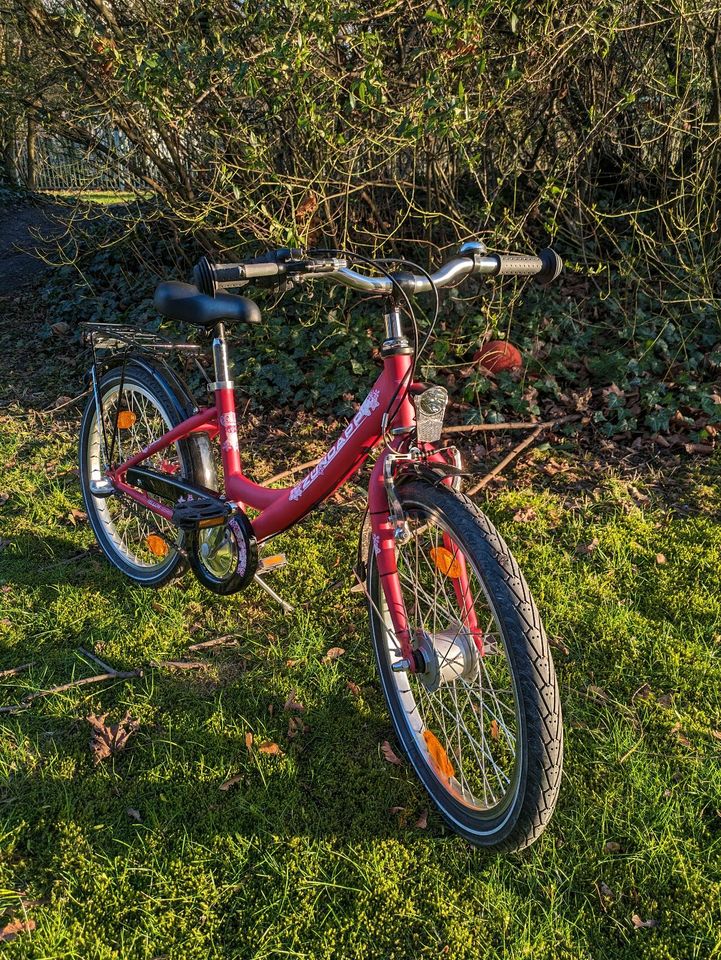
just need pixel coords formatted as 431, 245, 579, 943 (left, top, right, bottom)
79, 242, 564, 850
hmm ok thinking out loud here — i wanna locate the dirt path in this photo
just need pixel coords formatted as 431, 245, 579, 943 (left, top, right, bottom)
0, 197, 73, 292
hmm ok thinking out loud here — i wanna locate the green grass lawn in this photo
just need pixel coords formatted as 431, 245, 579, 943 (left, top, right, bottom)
1, 336, 721, 958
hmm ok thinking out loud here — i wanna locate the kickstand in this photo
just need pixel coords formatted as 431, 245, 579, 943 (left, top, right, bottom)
254, 573, 294, 615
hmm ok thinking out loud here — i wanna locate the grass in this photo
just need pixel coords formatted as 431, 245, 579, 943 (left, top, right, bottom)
1, 312, 721, 958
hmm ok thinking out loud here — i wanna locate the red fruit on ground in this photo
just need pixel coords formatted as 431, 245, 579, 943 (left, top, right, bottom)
473, 340, 523, 373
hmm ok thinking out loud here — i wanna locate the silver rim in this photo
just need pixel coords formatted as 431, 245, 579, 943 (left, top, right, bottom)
86, 381, 181, 578
376, 507, 522, 816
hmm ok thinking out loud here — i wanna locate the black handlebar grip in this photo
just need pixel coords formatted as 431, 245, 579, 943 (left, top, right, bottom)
492, 248, 563, 285
193, 256, 285, 296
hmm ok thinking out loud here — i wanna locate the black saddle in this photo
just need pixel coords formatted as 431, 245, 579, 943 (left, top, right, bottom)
154, 282, 261, 327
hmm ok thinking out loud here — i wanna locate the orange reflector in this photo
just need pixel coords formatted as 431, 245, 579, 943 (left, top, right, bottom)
429, 546, 462, 579
423, 729, 455, 780
145, 534, 169, 557
116, 410, 137, 429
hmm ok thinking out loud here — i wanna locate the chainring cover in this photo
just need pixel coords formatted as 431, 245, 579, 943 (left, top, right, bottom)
187, 509, 258, 595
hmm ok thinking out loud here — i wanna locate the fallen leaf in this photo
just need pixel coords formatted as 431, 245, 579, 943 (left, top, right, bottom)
632, 683, 653, 704
381, 740, 403, 765
0, 918, 36, 942
283, 689, 305, 713
151, 601, 164, 613
415, 809, 428, 829
632, 914, 657, 929
267, 703, 274, 716
287, 715, 309, 739
711, 730, 721, 742
576, 537, 599, 556
126, 807, 142, 821
389, 806, 406, 814
322, 646, 345, 663
346, 680, 361, 697
588, 684, 609, 703
490, 719, 500, 741
599, 881, 614, 898
655, 553, 667, 565
67, 508, 87, 525
245, 731, 253, 752
87, 712, 139, 765
513, 507, 537, 523
258, 741, 284, 756
51, 321, 69, 336
656, 693, 673, 709
604, 840, 622, 853
0, 492, 9, 506
219, 774, 243, 791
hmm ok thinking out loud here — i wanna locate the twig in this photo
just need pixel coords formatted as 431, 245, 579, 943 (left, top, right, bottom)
466, 425, 546, 496
261, 415, 580, 486
160, 660, 206, 670
77, 646, 118, 676
264, 457, 323, 485
443, 414, 580, 434
187, 635, 239, 651
0, 669, 143, 714
44, 389, 90, 413
0, 663, 32, 679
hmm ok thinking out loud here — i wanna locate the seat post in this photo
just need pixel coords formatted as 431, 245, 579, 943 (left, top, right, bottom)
211, 322, 232, 389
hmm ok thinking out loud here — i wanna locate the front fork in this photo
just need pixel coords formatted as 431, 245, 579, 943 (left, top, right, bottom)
368, 444, 483, 673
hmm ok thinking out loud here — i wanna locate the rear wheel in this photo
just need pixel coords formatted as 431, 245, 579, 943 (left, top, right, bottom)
368, 479, 562, 850
79, 362, 215, 587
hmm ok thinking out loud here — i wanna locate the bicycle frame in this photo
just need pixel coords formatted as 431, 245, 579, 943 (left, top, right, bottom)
106, 327, 477, 668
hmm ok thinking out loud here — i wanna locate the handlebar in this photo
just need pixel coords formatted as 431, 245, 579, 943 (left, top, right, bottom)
193, 242, 563, 298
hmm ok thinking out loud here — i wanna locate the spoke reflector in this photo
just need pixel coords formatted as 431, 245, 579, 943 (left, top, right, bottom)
430, 545, 462, 579
423, 729, 455, 780
145, 534, 169, 557
116, 410, 137, 429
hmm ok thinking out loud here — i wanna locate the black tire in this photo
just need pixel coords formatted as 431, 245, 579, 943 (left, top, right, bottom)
79, 359, 216, 588
367, 479, 562, 851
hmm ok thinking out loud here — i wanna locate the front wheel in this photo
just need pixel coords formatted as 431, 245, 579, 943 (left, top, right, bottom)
367, 479, 562, 851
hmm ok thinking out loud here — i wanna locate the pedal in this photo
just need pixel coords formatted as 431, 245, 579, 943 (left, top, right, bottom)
257, 553, 287, 574
172, 496, 234, 531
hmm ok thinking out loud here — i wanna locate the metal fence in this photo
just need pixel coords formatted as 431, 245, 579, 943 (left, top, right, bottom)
15, 129, 146, 193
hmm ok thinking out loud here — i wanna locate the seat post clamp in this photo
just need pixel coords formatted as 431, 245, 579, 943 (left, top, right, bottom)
208, 380, 235, 392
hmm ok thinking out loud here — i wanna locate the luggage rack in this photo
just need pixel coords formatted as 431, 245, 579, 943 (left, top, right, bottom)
81, 322, 203, 355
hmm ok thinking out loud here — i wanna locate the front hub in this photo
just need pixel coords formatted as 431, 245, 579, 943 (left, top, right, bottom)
414, 623, 479, 692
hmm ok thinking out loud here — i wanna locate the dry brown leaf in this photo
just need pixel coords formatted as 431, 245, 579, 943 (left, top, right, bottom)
126, 807, 142, 822
513, 507, 537, 523
604, 840, 622, 853
287, 715, 309, 740
322, 646, 345, 663
245, 731, 253, 752
151, 601, 164, 614
490, 719, 500, 741
656, 693, 673, 709
632, 683, 653, 704
346, 680, 361, 697
67, 508, 88, 525
87, 712, 139, 765
219, 774, 243, 791
283, 689, 305, 713
576, 537, 599, 556
381, 740, 403, 765
258, 741, 284, 756
415, 809, 429, 829
711, 730, 721, 742
655, 553, 667, 565
632, 914, 657, 929
0, 918, 36, 942
389, 806, 405, 815
588, 684, 609, 703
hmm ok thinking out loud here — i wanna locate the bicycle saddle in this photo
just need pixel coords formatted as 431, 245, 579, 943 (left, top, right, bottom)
154, 282, 261, 327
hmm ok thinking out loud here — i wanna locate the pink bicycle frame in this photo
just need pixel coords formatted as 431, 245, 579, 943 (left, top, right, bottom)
108, 347, 478, 668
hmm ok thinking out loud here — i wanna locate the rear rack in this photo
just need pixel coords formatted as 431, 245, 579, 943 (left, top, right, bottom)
81, 322, 202, 354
